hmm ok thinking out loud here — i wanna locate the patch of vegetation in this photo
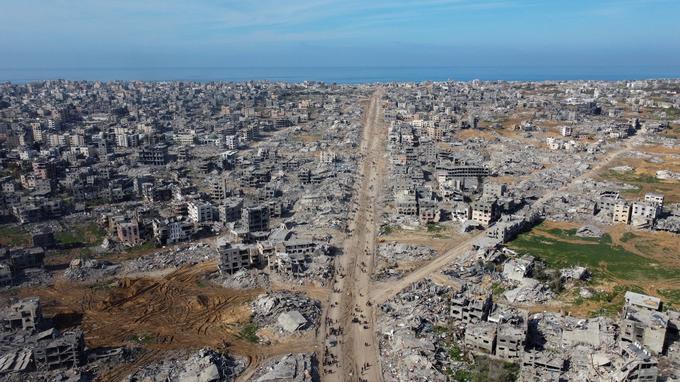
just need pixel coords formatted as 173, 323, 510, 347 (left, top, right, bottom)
448, 344, 464, 362
661, 107, 680, 119
450, 356, 519, 382
451, 369, 472, 382
56, 223, 105, 246
546, 227, 609, 243
240, 322, 259, 343
491, 282, 507, 298
585, 285, 645, 318
427, 223, 445, 233
0, 225, 31, 247
658, 289, 680, 308
130, 333, 154, 345
546, 227, 577, 236
620, 232, 637, 243
606, 170, 660, 185
381, 225, 395, 235
89, 281, 114, 290
508, 225, 679, 282
600, 169, 680, 203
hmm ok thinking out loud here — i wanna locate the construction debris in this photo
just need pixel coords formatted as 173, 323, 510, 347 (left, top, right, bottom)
250, 353, 318, 382
251, 292, 321, 333
126, 348, 246, 382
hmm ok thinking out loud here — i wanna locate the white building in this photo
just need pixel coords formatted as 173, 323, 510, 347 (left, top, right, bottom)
561, 126, 573, 137
188, 201, 214, 224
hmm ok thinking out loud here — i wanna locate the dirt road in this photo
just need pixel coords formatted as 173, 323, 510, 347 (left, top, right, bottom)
323, 89, 386, 382
371, 232, 483, 304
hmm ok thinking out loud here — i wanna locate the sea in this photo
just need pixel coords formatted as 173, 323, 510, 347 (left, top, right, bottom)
1, 66, 679, 83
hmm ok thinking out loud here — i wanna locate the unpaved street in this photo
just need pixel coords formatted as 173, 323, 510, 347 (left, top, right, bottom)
323, 89, 385, 382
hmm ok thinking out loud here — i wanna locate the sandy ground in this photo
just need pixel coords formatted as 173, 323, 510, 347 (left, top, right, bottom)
597, 141, 680, 202
18, 262, 320, 382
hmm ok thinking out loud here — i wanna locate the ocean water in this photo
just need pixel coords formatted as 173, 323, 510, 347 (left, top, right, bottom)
1, 66, 679, 83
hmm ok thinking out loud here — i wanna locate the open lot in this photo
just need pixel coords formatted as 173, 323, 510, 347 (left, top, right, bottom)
15, 262, 316, 381
597, 143, 680, 202
508, 221, 680, 313
0, 224, 31, 247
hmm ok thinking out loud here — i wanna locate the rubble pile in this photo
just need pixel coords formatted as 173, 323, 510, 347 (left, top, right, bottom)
377, 242, 437, 262
215, 269, 270, 290
377, 280, 452, 382
503, 278, 555, 304
575, 224, 603, 238
250, 353, 318, 382
251, 292, 321, 333
64, 259, 120, 281
120, 244, 216, 274
127, 348, 246, 382
372, 264, 404, 281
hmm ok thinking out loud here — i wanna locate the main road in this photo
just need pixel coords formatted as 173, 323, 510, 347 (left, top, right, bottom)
323, 88, 385, 382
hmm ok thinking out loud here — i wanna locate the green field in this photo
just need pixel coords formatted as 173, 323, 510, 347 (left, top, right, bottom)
507, 225, 680, 282
0, 225, 31, 247
55, 223, 105, 246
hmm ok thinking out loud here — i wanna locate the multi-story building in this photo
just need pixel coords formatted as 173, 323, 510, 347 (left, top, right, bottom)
241, 205, 269, 232
471, 198, 499, 226
138, 144, 168, 165
188, 201, 214, 224
613, 202, 632, 224
631, 201, 660, 227
116, 220, 141, 245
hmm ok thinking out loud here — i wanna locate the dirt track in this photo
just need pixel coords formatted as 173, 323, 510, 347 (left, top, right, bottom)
323, 89, 385, 382
371, 232, 483, 305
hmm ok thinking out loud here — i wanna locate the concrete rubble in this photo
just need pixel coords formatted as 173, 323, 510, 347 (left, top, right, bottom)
251, 292, 321, 333
126, 348, 246, 382
250, 353, 318, 382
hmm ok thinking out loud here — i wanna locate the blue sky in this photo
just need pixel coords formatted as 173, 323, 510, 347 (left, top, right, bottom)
1, 0, 679, 68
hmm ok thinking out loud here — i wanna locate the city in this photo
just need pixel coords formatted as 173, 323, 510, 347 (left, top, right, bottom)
0, 78, 679, 381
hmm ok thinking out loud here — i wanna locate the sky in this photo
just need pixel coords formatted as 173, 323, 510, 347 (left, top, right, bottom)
1, 0, 680, 68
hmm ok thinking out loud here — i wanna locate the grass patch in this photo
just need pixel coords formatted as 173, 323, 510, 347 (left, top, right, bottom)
381, 225, 396, 235
427, 223, 445, 233
585, 285, 645, 318
491, 282, 507, 298
599, 169, 680, 203
605, 170, 660, 185
0, 225, 31, 247
56, 223, 105, 246
661, 107, 680, 120
130, 333, 154, 345
658, 289, 680, 309
508, 224, 679, 282
450, 356, 519, 382
449, 343, 464, 362
620, 232, 637, 243
239, 322, 259, 343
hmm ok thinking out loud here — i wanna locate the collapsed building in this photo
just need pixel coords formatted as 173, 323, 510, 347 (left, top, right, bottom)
0, 298, 85, 373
